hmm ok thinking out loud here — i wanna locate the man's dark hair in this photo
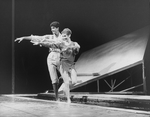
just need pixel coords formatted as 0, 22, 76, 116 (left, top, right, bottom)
50, 21, 60, 28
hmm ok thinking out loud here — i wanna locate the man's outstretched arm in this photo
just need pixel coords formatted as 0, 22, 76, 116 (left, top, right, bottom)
14, 34, 53, 43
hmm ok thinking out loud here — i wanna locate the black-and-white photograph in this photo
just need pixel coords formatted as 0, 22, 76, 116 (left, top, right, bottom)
0, 0, 150, 116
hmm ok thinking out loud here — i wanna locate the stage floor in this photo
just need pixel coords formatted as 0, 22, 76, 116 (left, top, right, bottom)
37, 92, 150, 111
0, 94, 150, 117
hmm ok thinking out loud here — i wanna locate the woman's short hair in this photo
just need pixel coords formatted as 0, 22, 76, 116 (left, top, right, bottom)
61, 28, 72, 35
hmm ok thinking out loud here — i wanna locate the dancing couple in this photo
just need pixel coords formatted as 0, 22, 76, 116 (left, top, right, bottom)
15, 21, 80, 103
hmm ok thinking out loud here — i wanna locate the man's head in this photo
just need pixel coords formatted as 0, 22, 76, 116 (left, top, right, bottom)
50, 21, 60, 34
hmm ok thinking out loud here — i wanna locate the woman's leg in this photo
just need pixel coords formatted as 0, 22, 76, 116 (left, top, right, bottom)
70, 68, 77, 85
59, 64, 71, 103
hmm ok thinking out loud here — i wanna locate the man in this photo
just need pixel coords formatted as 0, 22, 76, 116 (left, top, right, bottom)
15, 21, 62, 101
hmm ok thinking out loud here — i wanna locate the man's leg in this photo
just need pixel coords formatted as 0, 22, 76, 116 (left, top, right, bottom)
52, 83, 59, 101
47, 62, 59, 101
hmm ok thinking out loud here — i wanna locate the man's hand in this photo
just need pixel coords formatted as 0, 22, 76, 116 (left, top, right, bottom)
14, 37, 24, 43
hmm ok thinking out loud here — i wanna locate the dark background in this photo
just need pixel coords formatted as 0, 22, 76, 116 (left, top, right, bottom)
0, 0, 149, 94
